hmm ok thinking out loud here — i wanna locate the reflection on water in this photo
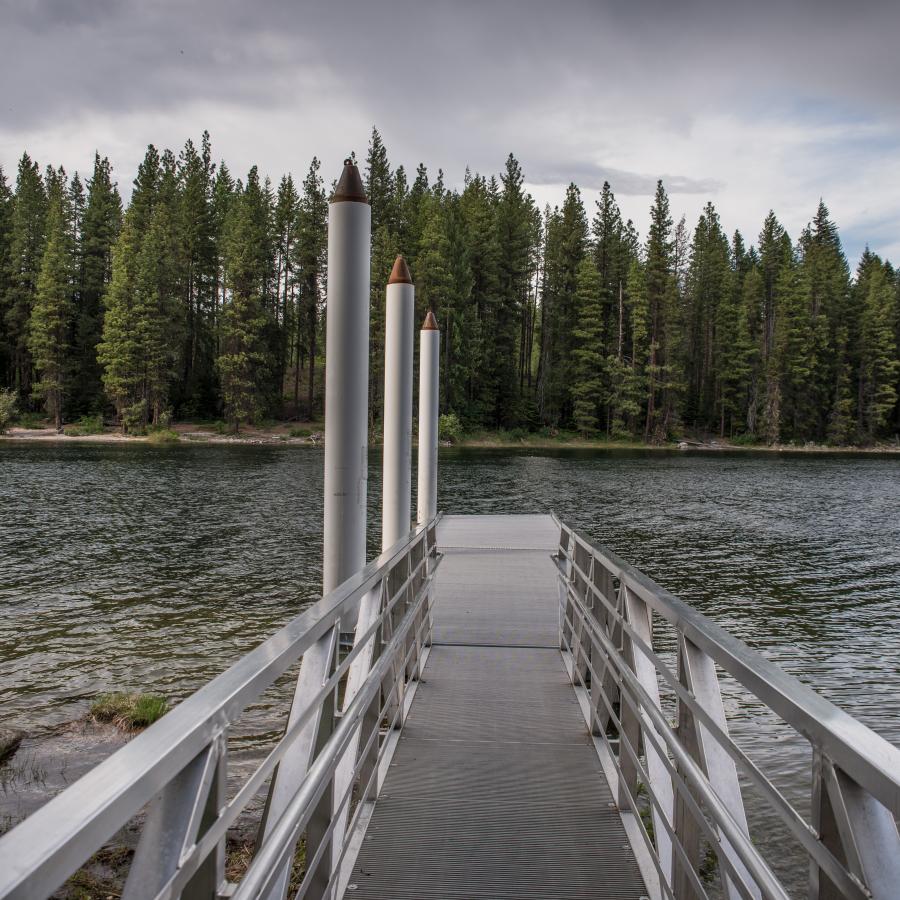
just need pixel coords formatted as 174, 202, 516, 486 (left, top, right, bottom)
1, 443, 898, 887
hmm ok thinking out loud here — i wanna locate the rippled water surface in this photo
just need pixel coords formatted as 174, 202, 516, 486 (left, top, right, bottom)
1, 442, 899, 880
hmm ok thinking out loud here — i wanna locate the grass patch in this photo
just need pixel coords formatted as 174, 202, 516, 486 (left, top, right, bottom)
289, 426, 312, 438
63, 415, 105, 436
146, 428, 180, 444
226, 835, 306, 892
61, 845, 134, 899
90, 692, 168, 730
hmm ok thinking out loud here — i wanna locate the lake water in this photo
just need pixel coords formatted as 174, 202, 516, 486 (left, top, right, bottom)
1, 442, 899, 887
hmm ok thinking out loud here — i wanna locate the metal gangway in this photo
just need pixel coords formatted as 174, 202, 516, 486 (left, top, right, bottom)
1, 512, 899, 900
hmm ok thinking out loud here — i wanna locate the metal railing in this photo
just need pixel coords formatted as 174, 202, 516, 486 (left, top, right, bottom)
553, 516, 900, 900
0, 516, 441, 900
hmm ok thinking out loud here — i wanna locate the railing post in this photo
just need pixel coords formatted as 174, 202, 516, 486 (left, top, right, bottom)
588, 560, 612, 737
557, 526, 573, 650
810, 753, 900, 900
675, 635, 759, 900
416, 310, 439, 525
619, 584, 675, 889
122, 736, 226, 900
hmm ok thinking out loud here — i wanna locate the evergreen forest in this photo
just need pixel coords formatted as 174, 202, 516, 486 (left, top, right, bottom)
1, 129, 898, 445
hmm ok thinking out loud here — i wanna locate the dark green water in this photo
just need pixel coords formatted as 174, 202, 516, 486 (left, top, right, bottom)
1, 442, 899, 874
2, 443, 899, 732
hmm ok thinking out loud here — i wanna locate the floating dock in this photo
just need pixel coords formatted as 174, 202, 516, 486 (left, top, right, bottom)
349, 514, 647, 898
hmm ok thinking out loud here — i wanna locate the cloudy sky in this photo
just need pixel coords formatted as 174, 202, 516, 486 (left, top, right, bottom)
2, 0, 899, 267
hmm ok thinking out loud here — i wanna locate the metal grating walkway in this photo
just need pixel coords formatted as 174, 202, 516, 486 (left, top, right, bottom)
348, 514, 649, 898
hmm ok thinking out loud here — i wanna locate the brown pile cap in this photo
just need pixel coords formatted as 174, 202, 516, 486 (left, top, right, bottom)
388, 255, 413, 285
422, 310, 439, 330
331, 158, 367, 203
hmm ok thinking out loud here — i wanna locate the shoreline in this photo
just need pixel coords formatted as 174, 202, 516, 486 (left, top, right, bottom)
2, 423, 900, 455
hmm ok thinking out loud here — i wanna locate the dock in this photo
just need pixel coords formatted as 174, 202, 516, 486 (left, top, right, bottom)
1, 510, 900, 900
349, 514, 647, 898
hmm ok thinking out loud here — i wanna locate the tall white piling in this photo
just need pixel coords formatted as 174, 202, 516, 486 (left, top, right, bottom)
417, 310, 440, 524
382, 256, 415, 551
324, 159, 371, 608
262, 159, 370, 899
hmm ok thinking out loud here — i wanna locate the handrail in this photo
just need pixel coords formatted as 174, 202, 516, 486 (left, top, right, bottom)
551, 514, 900, 813
0, 514, 442, 900
551, 513, 900, 900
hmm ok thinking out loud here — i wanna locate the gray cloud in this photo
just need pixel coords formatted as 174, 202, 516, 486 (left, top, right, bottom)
4, 0, 900, 133
526, 160, 723, 196
1, 0, 899, 264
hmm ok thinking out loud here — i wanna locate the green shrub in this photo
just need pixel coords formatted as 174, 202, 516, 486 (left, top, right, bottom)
438, 412, 463, 444
730, 433, 758, 446
15, 411, 47, 429
63, 414, 104, 437
213, 420, 229, 434
0, 389, 17, 433
147, 428, 179, 444
289, 426, 312, 438
90, 692, 168, 730
121, 401, 148, 434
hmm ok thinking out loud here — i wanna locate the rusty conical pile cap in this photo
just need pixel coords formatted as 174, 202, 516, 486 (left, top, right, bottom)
332, 158, 367, 203
422, 310, 438, 330
388, 255, 413, 285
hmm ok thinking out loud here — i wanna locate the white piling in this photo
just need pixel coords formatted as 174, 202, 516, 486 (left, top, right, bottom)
382, 257, 415, 551
417, 310, 440, 524
323, 159, 371, 612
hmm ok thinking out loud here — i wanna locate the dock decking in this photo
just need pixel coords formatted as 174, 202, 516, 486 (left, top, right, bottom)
349, 514, 648, 898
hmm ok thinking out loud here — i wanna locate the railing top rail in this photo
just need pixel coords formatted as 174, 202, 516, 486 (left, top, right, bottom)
551, 514, 900, 816
0, 514, 441, 897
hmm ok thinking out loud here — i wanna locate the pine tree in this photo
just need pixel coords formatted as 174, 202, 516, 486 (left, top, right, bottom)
29, 168, 74, 428
685, 203, 732, 431
858, 264, 898, 440
642, 181, 677, 441
98, 216, 142, 427
416, 195, 453, 336
616, 257, 650, 435
0, 166, 14, 386
211, 161, 236, 354
802, 201, 850, 440
218, 176, 271, 430
571, 259, 604, 434
293, 158, 327, 418
758, 214, 793, 442
458, 173, 500, 422
495, 155, 540, 426
365, 128, 395, 235
273, 172, 299, 411
136, 204, 183, 424
73, 154, 121, 413
739, 263, 764, 436
536, 184, 586, 427
4, 154, 47, 398
176, 133, 218, 415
